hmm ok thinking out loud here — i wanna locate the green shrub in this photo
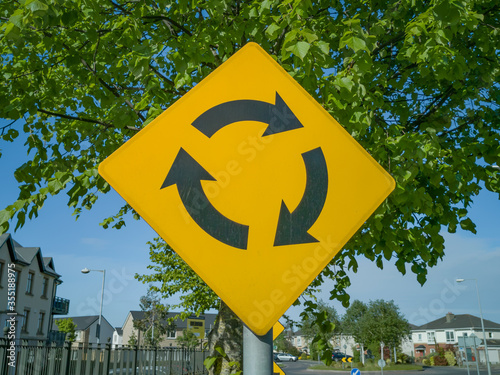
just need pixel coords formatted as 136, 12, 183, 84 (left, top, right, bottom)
434, 356, 448, 366
356, 362, 364, 368
444, 351, 456, 366
386, 359, 392, 366
300, 353, 308, 360
422, 358, 430, 366
430, 356, 435, 366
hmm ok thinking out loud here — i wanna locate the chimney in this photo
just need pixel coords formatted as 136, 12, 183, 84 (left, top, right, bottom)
446, 312, 455, 323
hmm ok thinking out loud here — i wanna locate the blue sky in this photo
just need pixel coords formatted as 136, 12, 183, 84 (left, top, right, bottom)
1, 125, 499, 329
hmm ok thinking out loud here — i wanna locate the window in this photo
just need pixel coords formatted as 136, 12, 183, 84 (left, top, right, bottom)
26, 272, 34, 294
446, 331, 455, 342
430, 348, 436, 353
418, 333, 422, 341
22, 309, 30, 333
167, 329, 176, 339
37, 312, 45, 335
463, 333, 468, 337
488, 332, 493, 338
190, 321, 203, 327
427, 331, 435, 343
41, 277, 49, 298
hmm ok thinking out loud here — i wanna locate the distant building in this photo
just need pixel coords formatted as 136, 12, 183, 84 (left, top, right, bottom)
113, 327, 123, 348
53, 315, 114, 345
0, 233, 69, 344
121, 311, 217, 347
411, 312, 500, 364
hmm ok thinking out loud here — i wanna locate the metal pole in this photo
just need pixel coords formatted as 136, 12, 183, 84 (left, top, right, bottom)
98, 270, 106, 344
463, 347, 471, 375
474, 280, 492, 375
472, 337, 480, 375
380, 342, 384, 375
243, 325, 273, 375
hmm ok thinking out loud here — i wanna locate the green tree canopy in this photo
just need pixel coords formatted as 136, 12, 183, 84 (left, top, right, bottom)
177, 328, 200, 349
55, 317, 77, 342
133, 289, 171, 347
358, 299, 411, 348
342, 299, 368, 345
1, 0, 499, 369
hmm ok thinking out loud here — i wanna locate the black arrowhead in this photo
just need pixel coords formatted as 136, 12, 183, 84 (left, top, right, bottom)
162, 148, 216, 189
162, 148, 249, 250
274, 147, 328, 246
191, 92, 303, 138
262, 92, 303, 136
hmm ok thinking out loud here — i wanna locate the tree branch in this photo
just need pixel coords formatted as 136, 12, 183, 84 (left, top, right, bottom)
37, 108, 140, 132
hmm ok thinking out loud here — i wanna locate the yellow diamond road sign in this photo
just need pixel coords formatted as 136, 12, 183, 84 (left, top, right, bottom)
99, 43, 395, 336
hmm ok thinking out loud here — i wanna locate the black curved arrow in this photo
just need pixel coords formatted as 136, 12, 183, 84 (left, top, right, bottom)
274, 147, 328, 246
192, 92, 304, 137
161, 148, 249, 250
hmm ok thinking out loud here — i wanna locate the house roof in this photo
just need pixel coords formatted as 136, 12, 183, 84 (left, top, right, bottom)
115, 327, 123, 335
54, 315, 113, 331
0, 233, 61, 279
128, 311, 218, 330
414, 314, 500, 331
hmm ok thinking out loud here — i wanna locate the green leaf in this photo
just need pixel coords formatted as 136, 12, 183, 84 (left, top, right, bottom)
288, 41, 310, 60
340, 35, 368, 52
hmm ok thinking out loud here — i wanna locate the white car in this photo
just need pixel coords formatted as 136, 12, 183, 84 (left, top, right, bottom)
276, 353, 298, 362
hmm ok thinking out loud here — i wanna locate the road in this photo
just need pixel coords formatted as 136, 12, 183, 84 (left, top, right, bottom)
279, 360, 500, 375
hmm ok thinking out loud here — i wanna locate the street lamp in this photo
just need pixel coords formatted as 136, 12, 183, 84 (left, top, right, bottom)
82, 268, 106, 344
456, 278, 491, 375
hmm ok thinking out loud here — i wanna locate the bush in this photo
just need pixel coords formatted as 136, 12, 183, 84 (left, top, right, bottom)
386, 359, 392, 366
300, 353, 308, 360
430, 356, 435, 366
434, 356, 448, 366
444, 351, 457, 366
422, 358, 430, 366
356, 362, 364, 368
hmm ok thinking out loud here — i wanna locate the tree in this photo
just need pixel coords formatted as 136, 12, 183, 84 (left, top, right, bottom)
55, 318, 76, 342
133, 289, 171, 347
358, 300, 411, 358
1, 0, 499, 371
342, 300, 368, 345
299, 300, 341, 362
177, 328, 200, 349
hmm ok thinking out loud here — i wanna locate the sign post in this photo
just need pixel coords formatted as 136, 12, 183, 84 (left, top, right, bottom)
243, 326, 273, 375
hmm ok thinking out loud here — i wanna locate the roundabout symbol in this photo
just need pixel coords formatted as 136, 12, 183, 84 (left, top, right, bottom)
98, 42, 395, 335
161, 96, 328, 250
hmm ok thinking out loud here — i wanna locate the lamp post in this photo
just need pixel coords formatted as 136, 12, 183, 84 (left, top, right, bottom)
456, 278, 491, 375
82, 268, 106, 344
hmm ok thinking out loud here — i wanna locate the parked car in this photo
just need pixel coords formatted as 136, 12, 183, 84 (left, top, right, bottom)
276, 353, 298, 362
332, 352, 353, 362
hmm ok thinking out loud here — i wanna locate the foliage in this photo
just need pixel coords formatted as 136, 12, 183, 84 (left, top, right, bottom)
128, 331, 138, 346
300, 300, 341, 364
136, 239, 218, 316
342, 300, 368, 344
132, 289, 171, 347
177, 328, 200, 349
358, 300, 411, 349
55, 318, 76, 342
274, 330, 299, 356
1, 0, 499, 370
444, 351, 457, 366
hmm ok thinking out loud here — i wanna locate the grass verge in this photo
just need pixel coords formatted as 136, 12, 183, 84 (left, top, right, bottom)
309, 363, 423, 371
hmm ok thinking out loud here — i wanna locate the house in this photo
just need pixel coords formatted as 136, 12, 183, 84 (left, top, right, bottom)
121, 311, 218, 347
0, 233, 69, 344
411, 312, 500, 364
53, 315, 115, 345
112, 327, 123, 348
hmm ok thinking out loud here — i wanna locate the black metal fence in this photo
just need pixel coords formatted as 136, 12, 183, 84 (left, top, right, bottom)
0, 339, 208, 375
